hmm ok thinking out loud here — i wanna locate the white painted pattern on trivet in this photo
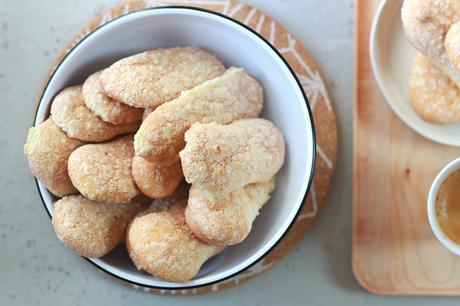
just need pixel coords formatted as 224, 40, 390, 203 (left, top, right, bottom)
299, 182, 318, 220
228, 2, 244, 17
255, 13, 265, 32
60, 0, 334, 293
243, 7, 257, 24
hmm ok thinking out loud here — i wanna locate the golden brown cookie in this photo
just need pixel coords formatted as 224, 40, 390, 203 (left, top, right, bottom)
126, 194, 223, 282
68, 135, 140, 204
180, 119, 285, 194
134, 67, 263, 165
402, 0, 460, 88
132, 156, 183, 199
24, 118, 83, 196
82, 70, 143, 125
186, 179, 275, 246
410, 52, 460, 124
52, 195, 150, 258
99, 47, 225, 108
50, 85, 139, 142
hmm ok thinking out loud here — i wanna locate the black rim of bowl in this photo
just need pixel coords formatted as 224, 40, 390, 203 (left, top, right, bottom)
33, 6, 317, 291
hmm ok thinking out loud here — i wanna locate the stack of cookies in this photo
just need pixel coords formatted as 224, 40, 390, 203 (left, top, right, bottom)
402, 0, 460, 124
24, 47, 286, 282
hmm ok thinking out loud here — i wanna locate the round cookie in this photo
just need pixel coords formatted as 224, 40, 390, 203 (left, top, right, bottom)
50, 85, 140, 142
410, 52, 460, 124
82, 70, 143, 125
24, 118, 83, 196
132, 156, 183, 199
52, 195, 150, 258
68, 135, 140, 204
99, 47, 226, 108
402, 0, 460, 88
126, 199, 224, 282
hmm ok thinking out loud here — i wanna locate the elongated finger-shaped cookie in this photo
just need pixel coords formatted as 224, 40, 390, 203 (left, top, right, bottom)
135, 67, 263, 164
82, 70, 143, 125
99, 47, 225, 108
410, 53, 460, 124
24, 118, 83, 196
186, 179, 275, 246
402, 0, 460, 88
68, 135, 140, 204
52, 195, 149, 258
50, 85, 139, 142
180, 118, 285, 194
132, 156, 183, 198
126, 194, 223, 282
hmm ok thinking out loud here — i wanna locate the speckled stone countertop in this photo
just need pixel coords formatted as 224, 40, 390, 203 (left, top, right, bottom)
1, 0, 459, 305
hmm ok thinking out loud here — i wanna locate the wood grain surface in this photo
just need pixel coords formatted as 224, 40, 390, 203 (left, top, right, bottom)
353, 0, 460, 295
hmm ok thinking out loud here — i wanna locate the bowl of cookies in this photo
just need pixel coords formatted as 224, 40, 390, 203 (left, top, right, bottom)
370, 0, 460, 146
24, 7, 315, 289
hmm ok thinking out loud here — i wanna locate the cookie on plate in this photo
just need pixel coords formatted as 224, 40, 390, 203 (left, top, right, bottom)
409, 52, 460, 124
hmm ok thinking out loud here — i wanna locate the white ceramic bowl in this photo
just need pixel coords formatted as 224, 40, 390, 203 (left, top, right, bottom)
370, 0, 460, 147
33, 7, 316, 289
428, 157, 460, 256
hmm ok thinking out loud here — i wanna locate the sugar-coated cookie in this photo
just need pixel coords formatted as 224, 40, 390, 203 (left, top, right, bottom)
185, 179, 275, 246
68, 135, 140, 204
24, 118, 83, 196
132, 156, 183, 199
50, 85, 139, 142
402, 0, 460, 88
82, 70, 143, 125
99, 47, 225, 108
126, 192, 223, 282
52, 195, 149, 258
410, 52, 460, 124
180, 119, 284, 194
134, 67, 263, 165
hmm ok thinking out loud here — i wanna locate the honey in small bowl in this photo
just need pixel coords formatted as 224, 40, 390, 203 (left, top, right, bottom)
436, 169, 460, 245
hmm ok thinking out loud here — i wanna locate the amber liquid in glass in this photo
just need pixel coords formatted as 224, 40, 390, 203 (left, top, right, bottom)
436, 169, 460, 245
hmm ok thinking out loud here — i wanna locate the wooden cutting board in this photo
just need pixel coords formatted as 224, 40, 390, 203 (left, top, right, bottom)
353, 0, 460, 296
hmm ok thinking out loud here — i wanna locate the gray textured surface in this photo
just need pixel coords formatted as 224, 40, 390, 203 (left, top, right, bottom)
1, 0, 458, 305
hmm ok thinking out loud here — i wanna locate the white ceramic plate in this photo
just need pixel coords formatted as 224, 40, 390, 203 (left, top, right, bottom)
370, 0, 460, 147
33, 7, 316, 290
